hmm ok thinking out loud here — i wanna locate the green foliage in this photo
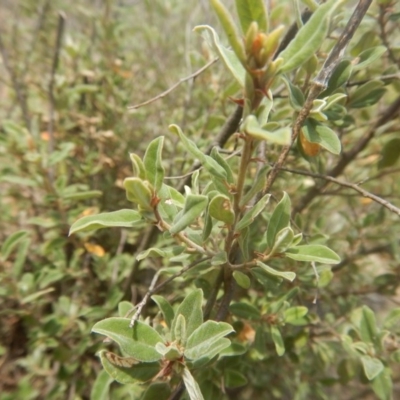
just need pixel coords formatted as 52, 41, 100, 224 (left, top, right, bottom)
2, 0, 400, 399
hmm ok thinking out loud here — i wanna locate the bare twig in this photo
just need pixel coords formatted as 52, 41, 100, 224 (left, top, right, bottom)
127, 57, 218, 110
279, 166, 400, 217
0, 30, 31, 131
48, 12, 66, 181
263, 0, 373, 195
129, 257, 210, 327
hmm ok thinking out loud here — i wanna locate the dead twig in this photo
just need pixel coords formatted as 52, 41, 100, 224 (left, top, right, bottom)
127, 57, 218, 110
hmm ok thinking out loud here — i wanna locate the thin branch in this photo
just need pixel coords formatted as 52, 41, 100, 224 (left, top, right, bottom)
279, 166, 400, 217
127, 57, 218, 110
128, 257, 210, 327
0, 29, 31, 131
294, 94, 400, 214
263, 0, 373, 195
332, 243, 394, 272
48, 12, 66, 181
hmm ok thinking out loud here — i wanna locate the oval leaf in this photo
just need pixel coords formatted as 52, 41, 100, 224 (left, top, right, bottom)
285, 244, 340, 264
69, 209, 142, 235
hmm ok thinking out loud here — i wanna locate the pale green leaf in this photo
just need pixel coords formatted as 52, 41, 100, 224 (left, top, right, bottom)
285, 244, 340, 264
361, 356, 384, 381
151, 295, 174, 329
90, 369, 112, 400
279, 0, 343, 73
266, 192, 291, 249
194, 25, 245, 87
235, 0, 268, 33
270, 325, 285, 356
143, 136, 165, 192
233, 271, 251, 289
302, 119, 341, 155
171, 289, 203, 344
243, 115, 291, 145
208, 194, 234, 225
169, 194, 208, 235
92, 318, 163, 362
236, 194, 270, 231
1, 230, 29, 260
69, 209, 142, 235
185, 321, 234, 360
182, 367, 205, 400
256, 261, 296, 282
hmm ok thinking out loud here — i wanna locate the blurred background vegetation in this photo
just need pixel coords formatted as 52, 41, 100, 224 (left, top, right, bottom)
1, 0, 400, 399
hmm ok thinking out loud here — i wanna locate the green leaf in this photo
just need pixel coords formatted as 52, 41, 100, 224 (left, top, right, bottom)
256, 261, 296, 282
302, 119, 341, 155
384, 308, 400, 329
285, 244, 341, 264
283, 78, 304, 110
169, 194, 208, 235
124, 178, 154, 210
185, 321, 234, 360
270, 226, 294, 254
151, 295, 174, 329
129, 153, 146, 179
174, 314, 187, 345
224, 370, 248, 389
360, 306, 379, 347
283, 306, 308, 324
361, 355, 384, 381
137, 246, 185, 261
69, 209, 142, 235
279, 0, 343, 73
241, 165, 269, 207
182, 367, 205, 400
90, 369, 112, 400
118, 301, 133, 318
92, 318, 163, 362
266, 192, 291, 249
99, 350, 159, 384
321, 59, 353, 96
354, 46, 387, 70
208, 195, 235, 225
210, 147, 235, 184
210, 0, 246, 63
233, 271, 251, 289
349, 80, 386, 108
194, 25, 245, 86
243, 115, 291, 145
235, 0, 268, 33
229, 302, 261, 320
143, 136, 165, 192
236, 193, 271, 231
378, 138, 400, 169
270, 325, 285, 356
169, 124, 227, 180
371, 368, 393, 400
21, 287, 55, 305
171, 289, 203, 344
257, 95, 274, 128
1, 230, 29, 260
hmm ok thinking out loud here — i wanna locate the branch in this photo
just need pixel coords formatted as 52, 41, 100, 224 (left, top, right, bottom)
294, 94, 400, 214
128, 257, 210, 327
263, 0, 373, 195
279, 166, 400, 217
0, 30, 31, 131
127, 57, 218, 110
48, 12, 66, 181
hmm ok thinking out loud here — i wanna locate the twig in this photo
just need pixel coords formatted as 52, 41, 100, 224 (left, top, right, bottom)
127, 57, 218, 110
48, 12, 66, 182
129, 257, 210, 327
263, 0, 373, 196
279, 166, 400, 217
332, 243, 394, 272
294, 95, 400, 214
0, 30, 31, 131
